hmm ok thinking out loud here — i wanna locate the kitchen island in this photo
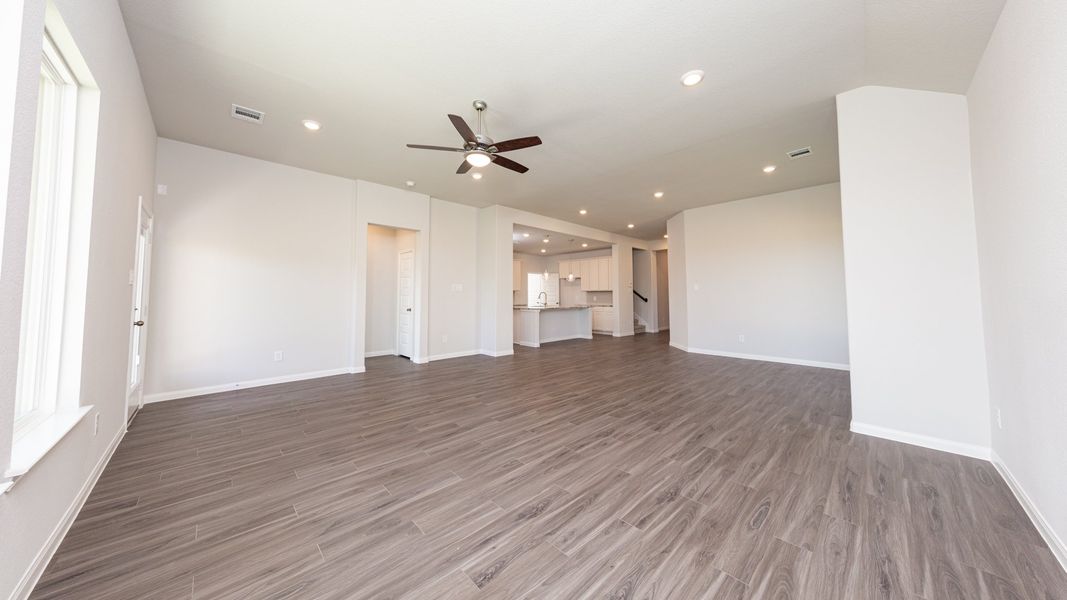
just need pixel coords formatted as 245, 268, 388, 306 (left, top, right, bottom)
513, 306, 592, 348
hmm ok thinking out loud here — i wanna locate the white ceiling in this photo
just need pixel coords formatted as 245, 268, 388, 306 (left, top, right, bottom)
119, 0, 1004, 240
513, 225, 611, 257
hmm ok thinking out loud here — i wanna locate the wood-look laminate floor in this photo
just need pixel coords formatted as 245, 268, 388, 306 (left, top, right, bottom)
32, 333, 1066, 599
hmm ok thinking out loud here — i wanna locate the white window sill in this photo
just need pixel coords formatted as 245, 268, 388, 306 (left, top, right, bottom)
3, 406, 92, 492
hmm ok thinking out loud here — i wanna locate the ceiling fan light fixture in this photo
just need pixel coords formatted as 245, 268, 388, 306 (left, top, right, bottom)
465, 150, 492, 168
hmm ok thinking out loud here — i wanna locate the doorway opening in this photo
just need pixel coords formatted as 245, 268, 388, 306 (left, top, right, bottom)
655, 249, 669, 332
365, 224, 418, 362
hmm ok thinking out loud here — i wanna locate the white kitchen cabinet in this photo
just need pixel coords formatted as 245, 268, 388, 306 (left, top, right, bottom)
512, 259, 522, 291
580, 256, 612, 291
597, 256, 611, 290
559, 259, 576, 280
579, 259, 594, 290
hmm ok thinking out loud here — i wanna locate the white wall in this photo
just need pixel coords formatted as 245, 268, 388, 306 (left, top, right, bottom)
147, 141, 482, 397
968, 0, 1067, 564
365, 224, 398, 355
427, 198, 477, 361
0, 0, 158, 597
669, 183, 849, 368
655, 250, 669, 329
837, 86, 990, 456
666, 214, 688, 350
147, 139, 355, 397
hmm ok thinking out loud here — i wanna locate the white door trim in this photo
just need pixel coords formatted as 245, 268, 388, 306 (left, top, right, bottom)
125, 197, 153, 423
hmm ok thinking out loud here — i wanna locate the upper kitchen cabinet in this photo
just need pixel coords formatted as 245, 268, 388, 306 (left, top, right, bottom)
578, 255, 613, 291
558, 259, 576, 280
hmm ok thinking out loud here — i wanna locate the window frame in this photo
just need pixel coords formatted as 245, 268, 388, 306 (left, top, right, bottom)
13, 32, 80, 439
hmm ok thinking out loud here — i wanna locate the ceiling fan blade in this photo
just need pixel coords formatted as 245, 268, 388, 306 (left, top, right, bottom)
406, 144, 465, 152
448, 114, 477, 144
456, 160, 473, 174
491, 154, 529, 174
491, 136, 542, 153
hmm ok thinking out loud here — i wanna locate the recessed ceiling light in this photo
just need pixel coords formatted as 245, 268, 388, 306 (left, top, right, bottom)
579, 209, 587, 215
405, 180, 415, 187
471, 172, 483, 180
763, 165, 776, 173
542, 238, 550, 243
654, 192, 664, 199
680, 70, 705, 87
664, 234, 669, 239
581, 243, 588, 248
540, 248, 547, 253
523, 233, 530, 238
627, 224, 635, 229
302, 119, 321, 131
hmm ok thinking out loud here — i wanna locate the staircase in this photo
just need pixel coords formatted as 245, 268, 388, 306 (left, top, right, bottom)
633, 317, 646, 334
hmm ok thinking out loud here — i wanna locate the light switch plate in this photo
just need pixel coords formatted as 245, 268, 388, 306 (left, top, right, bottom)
157, 184, 168, 195
451, 283, 463, 292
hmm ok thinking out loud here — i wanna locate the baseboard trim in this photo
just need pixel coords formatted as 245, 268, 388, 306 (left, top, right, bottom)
144, 367, 355, 403
991, 450, 1067, 572
11, 424, 126, 600
426, 349, 481, 362
480, 349, 514, 357
682, 346, 850, 371
542, 334, 593, 344
364, 349, 395, 358
850, 421, 990, 460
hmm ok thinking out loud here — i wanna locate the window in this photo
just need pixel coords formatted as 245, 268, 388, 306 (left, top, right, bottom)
13, 33, 79, 437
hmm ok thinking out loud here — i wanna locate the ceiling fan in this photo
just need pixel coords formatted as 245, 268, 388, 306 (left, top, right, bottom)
407, 100, 542, 174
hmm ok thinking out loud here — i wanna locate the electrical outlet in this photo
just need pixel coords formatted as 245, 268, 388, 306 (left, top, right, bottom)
93, 413, 100, 436
996, 408, 1003, 429
738, 334, 745, 343
441, 334, 449, 343
273, 350, 283, 362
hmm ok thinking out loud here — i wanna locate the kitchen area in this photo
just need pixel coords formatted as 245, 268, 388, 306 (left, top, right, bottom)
512, 225, 616, 347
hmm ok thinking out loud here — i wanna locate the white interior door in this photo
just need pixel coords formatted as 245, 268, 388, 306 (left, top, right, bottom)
127, 203, 153, 421
396, 249, 414, 358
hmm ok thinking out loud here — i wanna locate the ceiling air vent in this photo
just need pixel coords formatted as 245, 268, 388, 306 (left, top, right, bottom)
787, 146, 812, 160
231, 104, 265, 124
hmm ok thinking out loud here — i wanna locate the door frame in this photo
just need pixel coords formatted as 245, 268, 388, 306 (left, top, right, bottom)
125, 197, 153, 423
395, 248, 415, 359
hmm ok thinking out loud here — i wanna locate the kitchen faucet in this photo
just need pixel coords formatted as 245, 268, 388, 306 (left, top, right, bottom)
537, 291, 547, 306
